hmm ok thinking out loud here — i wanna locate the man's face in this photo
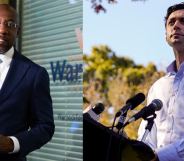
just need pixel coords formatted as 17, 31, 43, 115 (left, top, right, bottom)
166, 9, 184, 48
0, 5, 19, 54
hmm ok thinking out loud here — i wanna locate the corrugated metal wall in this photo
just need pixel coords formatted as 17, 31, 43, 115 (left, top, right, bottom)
19, 0, 83, 161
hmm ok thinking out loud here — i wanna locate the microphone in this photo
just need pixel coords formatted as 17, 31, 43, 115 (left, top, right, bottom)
116, 93, 145, 117
115, 93, 145, 130
123, 99, 163, 127
83, 102, 105, 121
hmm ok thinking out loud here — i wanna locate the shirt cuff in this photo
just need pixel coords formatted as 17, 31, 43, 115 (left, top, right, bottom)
8, 136, 20, 154
155, 143, 181, 161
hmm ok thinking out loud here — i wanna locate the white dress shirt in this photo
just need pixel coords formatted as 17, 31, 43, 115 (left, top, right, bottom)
138, 61, 184, 161
0, 47, 20, 153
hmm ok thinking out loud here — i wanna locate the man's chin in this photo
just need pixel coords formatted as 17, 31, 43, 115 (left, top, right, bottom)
0, 48, 9, 54
0, 44, 10, 54
169, 38, 183, 44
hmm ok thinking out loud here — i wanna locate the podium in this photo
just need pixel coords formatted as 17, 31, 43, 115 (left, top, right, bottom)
84, 114, 128, 161
83, 114, 155, 161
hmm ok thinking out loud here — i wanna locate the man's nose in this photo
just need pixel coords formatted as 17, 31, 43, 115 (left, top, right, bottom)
173, 20, 182, 30
0, 23, 8, 35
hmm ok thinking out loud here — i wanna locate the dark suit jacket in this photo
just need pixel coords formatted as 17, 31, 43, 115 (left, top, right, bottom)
0, 50, 55, 161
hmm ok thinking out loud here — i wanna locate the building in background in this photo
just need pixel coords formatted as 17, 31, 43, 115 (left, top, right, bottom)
0, 0, 83, 161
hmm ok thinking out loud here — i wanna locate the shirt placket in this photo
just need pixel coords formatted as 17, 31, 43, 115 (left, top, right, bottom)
167, 71, 182, 144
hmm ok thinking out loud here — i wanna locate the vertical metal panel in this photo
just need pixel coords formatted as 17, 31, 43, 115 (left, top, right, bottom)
20, 0, 82, 161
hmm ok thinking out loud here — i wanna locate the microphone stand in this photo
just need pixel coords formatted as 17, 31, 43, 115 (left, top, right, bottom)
117, 112, 127, 134
106, 111, 127, 161
111, 111, 121, 130
141, 113, 156, 142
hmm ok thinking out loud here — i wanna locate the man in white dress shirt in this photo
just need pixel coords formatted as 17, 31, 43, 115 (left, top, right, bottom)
138, 2, 184, 161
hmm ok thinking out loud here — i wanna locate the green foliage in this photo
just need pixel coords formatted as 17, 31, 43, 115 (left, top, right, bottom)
84, 45, 139, 84
123, 68, 144, 85
84, 46, 114, 80
83, 45, 165, 139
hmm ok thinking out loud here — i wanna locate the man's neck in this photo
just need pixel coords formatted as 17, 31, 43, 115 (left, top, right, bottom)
173, 48, 184, 70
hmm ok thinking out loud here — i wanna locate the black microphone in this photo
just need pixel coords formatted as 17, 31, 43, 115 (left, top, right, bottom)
92, 102, 104, 115
116, 93, 145, 117
83, 102, 105, 121
115, 93, 145, 130
123, 99, 163, 127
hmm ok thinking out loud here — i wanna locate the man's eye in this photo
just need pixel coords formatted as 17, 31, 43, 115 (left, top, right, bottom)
180, 18, 184, 24
7, 21, 15, 27
168, 20, 175, 26
5, 21, 17, 28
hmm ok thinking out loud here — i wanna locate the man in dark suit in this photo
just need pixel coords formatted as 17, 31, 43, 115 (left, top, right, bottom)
0, 4, 55, 161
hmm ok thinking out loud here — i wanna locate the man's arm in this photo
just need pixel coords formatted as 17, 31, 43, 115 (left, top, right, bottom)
13, 67, 55, 157
154, 139, 184, 161
138, 117, 184, 161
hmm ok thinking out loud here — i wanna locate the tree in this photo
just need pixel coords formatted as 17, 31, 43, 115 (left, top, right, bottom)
84, 45, 114, 81
83, 45, 165, 139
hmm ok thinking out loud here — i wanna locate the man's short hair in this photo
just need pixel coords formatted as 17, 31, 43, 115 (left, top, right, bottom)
165, 2, 184, 26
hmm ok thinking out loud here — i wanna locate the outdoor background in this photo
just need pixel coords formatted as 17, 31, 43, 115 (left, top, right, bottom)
83, 0, 181, 139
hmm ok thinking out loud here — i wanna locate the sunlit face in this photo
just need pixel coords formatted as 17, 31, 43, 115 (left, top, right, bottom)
0, 5, 19, 54
166, 9, 184, 48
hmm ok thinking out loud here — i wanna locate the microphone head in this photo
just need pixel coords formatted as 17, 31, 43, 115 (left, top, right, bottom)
92, 102, 105, 115
126, 93, 145, 110
151, 99, 163, 111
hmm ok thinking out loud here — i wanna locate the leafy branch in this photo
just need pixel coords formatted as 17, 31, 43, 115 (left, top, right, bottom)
89, 0, 148, 13
90, 0, 117, 13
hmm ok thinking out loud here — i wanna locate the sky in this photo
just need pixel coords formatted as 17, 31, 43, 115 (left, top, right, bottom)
83, 0, 184, 71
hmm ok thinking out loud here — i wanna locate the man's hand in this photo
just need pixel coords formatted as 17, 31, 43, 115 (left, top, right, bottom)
0, 135, 14, 153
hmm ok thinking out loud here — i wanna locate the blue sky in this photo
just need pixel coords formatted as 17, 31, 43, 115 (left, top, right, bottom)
84, 0, 184, 70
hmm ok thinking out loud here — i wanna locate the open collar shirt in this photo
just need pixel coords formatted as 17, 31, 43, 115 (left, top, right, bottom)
138, 61, 184, 161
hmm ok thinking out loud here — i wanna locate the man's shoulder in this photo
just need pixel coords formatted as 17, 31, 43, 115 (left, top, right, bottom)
148, 74, 172, 95
152, 74, 170, 87
15, 51, 44, 70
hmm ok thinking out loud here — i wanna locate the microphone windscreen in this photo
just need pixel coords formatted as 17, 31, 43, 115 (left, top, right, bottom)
151, 99, 163, 111
93, 103, 105, 115
126, 93, 145, 110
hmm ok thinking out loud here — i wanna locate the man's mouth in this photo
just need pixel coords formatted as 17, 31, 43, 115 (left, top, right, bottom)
0, 39, 5, 42
0, 38, 8, 45
172, 33, 184, 37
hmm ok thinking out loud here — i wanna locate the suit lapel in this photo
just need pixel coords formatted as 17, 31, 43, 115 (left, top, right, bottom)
0, 50, 30, 103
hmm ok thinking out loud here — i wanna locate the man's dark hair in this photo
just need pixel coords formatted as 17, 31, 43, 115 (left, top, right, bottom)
165, 2, 184, 26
